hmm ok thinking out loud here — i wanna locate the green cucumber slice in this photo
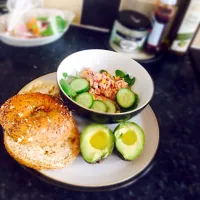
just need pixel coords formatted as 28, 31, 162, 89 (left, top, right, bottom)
75, 92, 93, 108
70, 78, 89, 94
104, 99, 116, 113
91, 100, 107, 112
116, 88, 135, 108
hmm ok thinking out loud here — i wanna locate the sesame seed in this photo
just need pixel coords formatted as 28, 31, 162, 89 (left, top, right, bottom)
28, 137, 33, 142
17, 138, 22, 143
42, 128, 46, 133
18, 113, 24, 117
10, 106, 15, 109
47, 117, 51, 123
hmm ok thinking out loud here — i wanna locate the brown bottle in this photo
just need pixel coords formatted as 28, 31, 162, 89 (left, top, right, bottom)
146, 0, 177, 54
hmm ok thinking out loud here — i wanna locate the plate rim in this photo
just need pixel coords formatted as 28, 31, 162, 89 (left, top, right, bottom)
18, 72, 160, 191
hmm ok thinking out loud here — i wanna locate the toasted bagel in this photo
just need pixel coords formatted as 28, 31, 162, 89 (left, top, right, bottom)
0, 93, 79, 170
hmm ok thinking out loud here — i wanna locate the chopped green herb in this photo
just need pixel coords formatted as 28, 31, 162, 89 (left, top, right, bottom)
124, 74, 136, 87
115, 70, 136, 87
115, 70, 125, 78
100, 70, 108, 74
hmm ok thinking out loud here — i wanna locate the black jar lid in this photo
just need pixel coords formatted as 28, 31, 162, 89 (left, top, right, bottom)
118, 10, 151, 31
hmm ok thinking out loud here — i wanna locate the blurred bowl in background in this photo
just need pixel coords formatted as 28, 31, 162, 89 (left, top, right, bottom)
0, 8, 75, 47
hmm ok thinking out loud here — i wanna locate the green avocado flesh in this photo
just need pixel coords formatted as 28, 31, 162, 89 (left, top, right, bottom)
114, 122, 145, 161
80, 124, 114, 163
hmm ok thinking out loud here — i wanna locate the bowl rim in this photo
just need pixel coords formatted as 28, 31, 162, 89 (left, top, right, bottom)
57, 49, 154, 116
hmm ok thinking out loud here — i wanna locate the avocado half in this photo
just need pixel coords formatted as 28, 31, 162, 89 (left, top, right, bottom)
80, 124, 114, 163
114, 122, 145, 161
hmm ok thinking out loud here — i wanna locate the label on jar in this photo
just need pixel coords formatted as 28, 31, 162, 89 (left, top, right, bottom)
109, 21, 148, 52
171, 0, 200, 52
147, 20, 165, 46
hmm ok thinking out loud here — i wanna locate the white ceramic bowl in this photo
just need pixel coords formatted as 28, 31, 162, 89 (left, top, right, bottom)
0, 8, 75, 47
57, 49, 154, 123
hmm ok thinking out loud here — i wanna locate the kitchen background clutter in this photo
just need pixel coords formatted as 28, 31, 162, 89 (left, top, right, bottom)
1, 0, 200, 58
42, 0, 200, 61
0, 0, 7, 14
146, 0, 177, 54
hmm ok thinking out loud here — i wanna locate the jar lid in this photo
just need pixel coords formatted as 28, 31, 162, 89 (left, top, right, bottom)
118, 10, 151, 31
160, 0, 177, 5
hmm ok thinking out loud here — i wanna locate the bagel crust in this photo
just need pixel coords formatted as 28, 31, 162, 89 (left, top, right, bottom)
0, 93, 80, 170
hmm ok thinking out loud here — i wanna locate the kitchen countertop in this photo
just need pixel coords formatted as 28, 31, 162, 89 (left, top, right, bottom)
0, 25, 200, 200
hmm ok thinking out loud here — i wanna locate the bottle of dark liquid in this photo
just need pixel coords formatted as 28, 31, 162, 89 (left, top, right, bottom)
146, 0, 177, 54
164, 0, 191, 49
169, 0, 200, 55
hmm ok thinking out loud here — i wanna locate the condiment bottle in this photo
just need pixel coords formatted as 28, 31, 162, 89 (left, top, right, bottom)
169, 0, 200, 56
146, 0, 177, 54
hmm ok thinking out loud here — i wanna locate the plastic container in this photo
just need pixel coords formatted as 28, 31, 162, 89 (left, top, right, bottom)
109, 10, 151, 53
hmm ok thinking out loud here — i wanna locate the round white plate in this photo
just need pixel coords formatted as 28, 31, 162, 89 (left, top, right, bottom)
19, 72, 159, 191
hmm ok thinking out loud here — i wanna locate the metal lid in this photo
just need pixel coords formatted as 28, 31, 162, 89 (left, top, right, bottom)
160, 0, 177, 5
118, 10, 151, 31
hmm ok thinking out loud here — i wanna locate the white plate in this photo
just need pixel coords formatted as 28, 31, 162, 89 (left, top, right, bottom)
19, 72, 159, 191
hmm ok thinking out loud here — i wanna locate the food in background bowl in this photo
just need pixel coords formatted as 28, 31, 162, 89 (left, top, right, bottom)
60, 68, 139, 113
10, 15, 67, 38
0, 8, 75, 47
0, 93, 79, 170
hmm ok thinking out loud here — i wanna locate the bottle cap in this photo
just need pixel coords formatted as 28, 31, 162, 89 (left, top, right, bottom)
161, 0, 177, 5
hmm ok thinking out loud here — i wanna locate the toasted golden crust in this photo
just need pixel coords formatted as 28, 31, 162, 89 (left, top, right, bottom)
0, 93, 72, 145
1, 93, 80, 170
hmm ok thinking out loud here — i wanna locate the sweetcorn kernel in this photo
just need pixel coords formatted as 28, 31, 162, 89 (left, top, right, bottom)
115, 76, 120, 81
102, 79, 106, 84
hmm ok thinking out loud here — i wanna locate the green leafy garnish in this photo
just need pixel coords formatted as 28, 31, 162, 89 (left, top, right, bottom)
124, 75, 136, 87
40, 24, 54, 36
115, 70, 125, 78
115, 70, 136, 87
100, 70, 108, 74
60, 72, 76, 98
56, 16, 67, 33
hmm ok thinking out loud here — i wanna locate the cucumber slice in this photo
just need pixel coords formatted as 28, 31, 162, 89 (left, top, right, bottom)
75, 92, 93, 108
70, 78, 89, 94
104, 99, 116, 113
116, 88, 135, 108
91, 100, 107, 112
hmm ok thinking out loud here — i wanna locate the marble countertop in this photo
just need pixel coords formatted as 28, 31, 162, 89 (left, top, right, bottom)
0, 26, 200, 200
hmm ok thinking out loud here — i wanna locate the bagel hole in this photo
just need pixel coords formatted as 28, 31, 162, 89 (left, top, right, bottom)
32, 106, 49, 118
